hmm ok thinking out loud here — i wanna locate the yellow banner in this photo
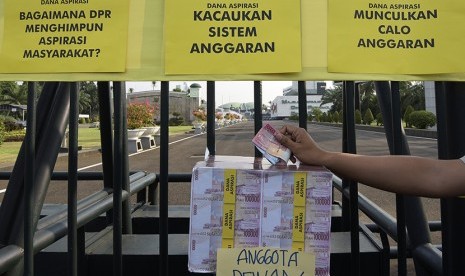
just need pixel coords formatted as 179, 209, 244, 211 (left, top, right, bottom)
328, 0, 465, 74
1, 0, 465, 80
164, 0, 301, 75
0, 0, 129, 73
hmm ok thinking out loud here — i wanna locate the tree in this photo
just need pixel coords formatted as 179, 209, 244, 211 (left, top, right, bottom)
79, 82, 99, 120
321, 84, 342, 114
355, 109, 362, 124
1, 82, 26, 105
311, 107, 323, 122
400, 82, 424, 115
152, 81, 157, 91
332, 111, 339, 123
363, 108, 374, 125
358, 81, 379, 118
403, 105, 415, 128
0, 82, 18, 103
376, 113, 383, 126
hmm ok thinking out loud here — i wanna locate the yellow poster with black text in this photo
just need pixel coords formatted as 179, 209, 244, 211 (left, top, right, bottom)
0, 0, 129, 73
328, 0, 465, 74
164, 0, 301, 75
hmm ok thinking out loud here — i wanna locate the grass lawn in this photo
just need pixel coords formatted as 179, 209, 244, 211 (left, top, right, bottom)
79, 128, 102, 149
0, 125, 194, 167
0, 142, 23, 165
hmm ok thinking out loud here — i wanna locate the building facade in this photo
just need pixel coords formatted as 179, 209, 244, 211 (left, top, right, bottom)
270, 95, 332, 119
270, 81, 332, 119
127, 90, 199, 123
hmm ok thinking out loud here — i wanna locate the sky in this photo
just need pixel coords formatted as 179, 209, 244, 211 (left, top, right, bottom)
125, 81, 293, 107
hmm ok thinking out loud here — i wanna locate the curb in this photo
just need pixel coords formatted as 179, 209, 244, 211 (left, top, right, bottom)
309, 122, 437, 139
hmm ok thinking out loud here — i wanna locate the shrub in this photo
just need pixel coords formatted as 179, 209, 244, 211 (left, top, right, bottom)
4, 130, 26, 142
0, 118, 5, 145
311, 108, 323, 122
79, 118, 85, 124
355, 110, 362, 124
127, 103, 155, 129
320, 113, 328, 122
376, 113, 384, 126
192, 110, 206, 121
409, 110, 436, 129
363, 108, 374, 125
169, 112, 184, 126
288, 114, 299, 121
0, 116, 23, 131
332, 111, 339, 123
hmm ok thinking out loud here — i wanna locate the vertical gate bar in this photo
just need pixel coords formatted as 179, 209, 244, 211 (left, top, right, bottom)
159, 81, 170, 276
436, 82, 465, 276
390, 81, 407, 276
77, 228, 86, 275
24, 81, 36, 276
254, 81, 263, 158
354, 83, 360, 111
343, 81, 360, 276
113, 82, 124, 276
97, 82, 114, 224
376, 81, 433, 275
68, 82, 79, 276
207, 81, 216, 155
436, 81, 449, 276
341, 82, 350, 231
298, 81, 307, 130
118, 82, 132, 234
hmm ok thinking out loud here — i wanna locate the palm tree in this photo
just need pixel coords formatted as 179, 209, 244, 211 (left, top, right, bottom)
151, 81, 157, 91
79, 81, 98, 118
321, 84, 343, 114
1, 82, 27, 105
400, 81, 424, 115
0, 81, 18, 104
358, 81, 379, 117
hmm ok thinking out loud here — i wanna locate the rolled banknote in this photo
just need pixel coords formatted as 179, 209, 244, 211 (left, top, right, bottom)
252, 124, 291, 164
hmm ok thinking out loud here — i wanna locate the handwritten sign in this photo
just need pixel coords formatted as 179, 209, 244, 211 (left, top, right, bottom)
328, 0, 465, 74
217, 247, 315, 276
164, 0, 302, 75
0, 0, 129, 73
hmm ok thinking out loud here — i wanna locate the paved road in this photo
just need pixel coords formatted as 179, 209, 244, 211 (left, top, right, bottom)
1, 120, 440, 274
1, 121, 440, 218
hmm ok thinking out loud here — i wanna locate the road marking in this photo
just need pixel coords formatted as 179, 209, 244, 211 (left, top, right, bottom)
0, 132, 206, 195
77, 131, 206, 171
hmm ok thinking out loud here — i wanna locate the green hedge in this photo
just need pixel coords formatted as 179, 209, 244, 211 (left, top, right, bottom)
409, 110, 436, 129
0, 119, 5, 145
4, 130, 26, 142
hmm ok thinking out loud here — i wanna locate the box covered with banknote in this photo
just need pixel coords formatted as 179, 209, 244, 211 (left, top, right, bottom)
188, 156, 333, 276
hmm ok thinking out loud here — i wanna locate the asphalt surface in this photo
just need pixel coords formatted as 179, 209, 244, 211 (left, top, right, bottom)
0, 120, 440, 275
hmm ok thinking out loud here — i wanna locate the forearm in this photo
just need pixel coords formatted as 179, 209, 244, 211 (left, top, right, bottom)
321, 152, 465, 198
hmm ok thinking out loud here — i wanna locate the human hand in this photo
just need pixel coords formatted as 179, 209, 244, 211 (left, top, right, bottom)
273, 125, 327, 165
